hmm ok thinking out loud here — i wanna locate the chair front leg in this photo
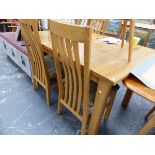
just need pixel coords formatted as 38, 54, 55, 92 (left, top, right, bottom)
33, 78, 38, 90
45, 85, 51, 106
122, 88, 133, 108
81, 119, 87, 135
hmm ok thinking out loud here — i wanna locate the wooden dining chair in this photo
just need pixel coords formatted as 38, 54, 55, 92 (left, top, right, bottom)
86, 19, 109, 35
122, 74, 155, 134
48, 19, 93, 134
75, 19, 83, 25
20, 19, 57, 106
139, 114, 155, 135
48, 20, 119, 134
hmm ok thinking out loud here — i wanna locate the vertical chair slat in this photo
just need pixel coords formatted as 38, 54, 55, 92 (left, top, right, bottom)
51, 34, 64, 98
72, 42, 83, 114
95, 20, 100, 33
90, 19, 108, 35
64, 38, 73, 106
93, 20, 97, 33
98, 20, 104, 34
65, 39, 77, 110
59, 37, 71, 103
56, 36, 68, 101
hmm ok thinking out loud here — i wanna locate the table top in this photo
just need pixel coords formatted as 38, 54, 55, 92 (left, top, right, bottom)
40, 31, 155, 85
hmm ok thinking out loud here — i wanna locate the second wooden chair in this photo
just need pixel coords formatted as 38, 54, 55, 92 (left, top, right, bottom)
20, 19, 57, 106
86, 19, 109, 35
122, 74, 155, 134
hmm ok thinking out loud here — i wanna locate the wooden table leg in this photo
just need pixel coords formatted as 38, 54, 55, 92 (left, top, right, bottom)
88, 79, 112, 135
128, 19, 135, 62
121, 19, 127, 47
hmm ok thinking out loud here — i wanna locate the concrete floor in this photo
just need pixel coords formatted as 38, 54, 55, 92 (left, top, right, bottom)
0, 42, 154, 135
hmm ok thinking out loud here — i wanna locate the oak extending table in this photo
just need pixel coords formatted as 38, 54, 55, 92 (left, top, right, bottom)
39, 30, 155, 134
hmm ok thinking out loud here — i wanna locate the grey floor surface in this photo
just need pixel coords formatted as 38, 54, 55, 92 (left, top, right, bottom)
0, 42, 154, 135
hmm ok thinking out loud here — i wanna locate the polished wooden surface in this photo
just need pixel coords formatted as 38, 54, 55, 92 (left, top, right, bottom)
120, 19, 135, 62
40, 31, 155, 85
128, 19, 135, 62
139, 114, 155, 135
123, 75, 155, 103
39, 30, 155, 134
48, 20, 92, 134
122, 75, 155, 134
20, 20, 55, 106
89, 19, 108, 35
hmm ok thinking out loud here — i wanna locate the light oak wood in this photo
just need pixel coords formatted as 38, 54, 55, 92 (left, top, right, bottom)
20, 19, 56, 106
48, 20, 92, 134
145, 106, 155, 119
121, 19, 135, 62
121, 20, 128, 47
86, 19, 108, 35
139, 114, 155, 135
105, 85, 120, 121
40, 31, 155, 85
75, 19, 82, 25
88, 79, 112, 134
122, 88, 133, 107
86, 19, 91, 26
88, 19, 135, 63
40, 30, 155, 134
122, 75, 155, 134
117, 20, 123, 38
128, 19, 135, 62
123, 75, 155, 104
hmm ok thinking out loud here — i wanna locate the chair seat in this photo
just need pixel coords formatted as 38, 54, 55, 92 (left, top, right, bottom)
123, 74, 155, 103
44, 55, 56, 78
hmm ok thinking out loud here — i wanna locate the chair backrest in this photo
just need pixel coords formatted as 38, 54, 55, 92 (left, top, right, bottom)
19, 19, 49, 86
87, 19, 108, 35
75, 19, 82, 25
49, 20, 92, 118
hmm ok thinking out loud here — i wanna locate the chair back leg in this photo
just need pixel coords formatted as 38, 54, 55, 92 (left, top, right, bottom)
122, 89, 133, 108
145, 106, 155, 119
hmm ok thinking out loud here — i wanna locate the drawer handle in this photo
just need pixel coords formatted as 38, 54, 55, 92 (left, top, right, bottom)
3, 42, 7, 49
21, 56, 26, 66
11, 49, 15, 57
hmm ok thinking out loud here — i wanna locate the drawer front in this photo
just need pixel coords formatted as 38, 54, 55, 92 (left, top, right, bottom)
1, 39, 32, 77
7, 44, 19, 63
17, 50, 32, 77
0, 37, 2, 45
2, 40, 10, 54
